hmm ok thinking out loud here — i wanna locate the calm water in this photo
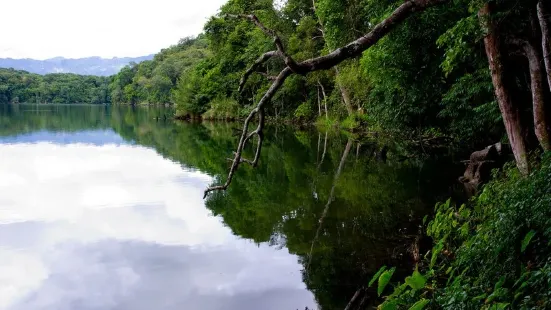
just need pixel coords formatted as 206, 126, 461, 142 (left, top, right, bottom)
0, 104, 460, 310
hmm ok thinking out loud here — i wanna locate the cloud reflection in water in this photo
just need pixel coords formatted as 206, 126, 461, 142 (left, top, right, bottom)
0, 139, 315, 310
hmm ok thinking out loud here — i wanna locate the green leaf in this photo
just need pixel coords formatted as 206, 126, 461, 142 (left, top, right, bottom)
408, 299, 430, 310
460, 222, 469, 237
521, 230, 536, 252
379, 300, 398, 310
494, 276, 506, 290
405, 268, 427, 290
378, 268, 396, 296
431, 239, 444, 268
472, 294, 487, 301
369, 266, 387, 287
488, 303, 509, 310
387, 283, 408, 299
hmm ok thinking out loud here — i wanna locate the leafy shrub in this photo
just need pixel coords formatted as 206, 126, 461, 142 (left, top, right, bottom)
315, 116, 339, 130
202, 97, 240, 120
294, 101, 314, 121
341, 115, 359, 130
375, 153, 551, 309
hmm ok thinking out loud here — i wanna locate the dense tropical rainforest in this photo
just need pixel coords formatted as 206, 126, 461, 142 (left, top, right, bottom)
3, 0, 550, 155
114, 0, 551, 308
1, 0, 550, 308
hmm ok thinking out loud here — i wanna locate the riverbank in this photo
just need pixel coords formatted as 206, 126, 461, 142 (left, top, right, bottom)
368, 153, 551, 309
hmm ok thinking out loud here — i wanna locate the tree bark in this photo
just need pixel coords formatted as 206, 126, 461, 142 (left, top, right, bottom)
524, 40, 551, 150
334, 66, 354, 115
317, 132, 328, 169
537, 0, 551, 89
312, 0, 354, 116
318, 81, 329, 119
479, 3, 530, 174
317, 83, 322, 117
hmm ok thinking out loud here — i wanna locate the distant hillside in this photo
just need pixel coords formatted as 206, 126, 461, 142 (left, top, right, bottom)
0, 56, 154, 76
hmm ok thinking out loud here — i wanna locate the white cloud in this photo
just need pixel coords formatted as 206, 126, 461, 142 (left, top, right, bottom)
0, 249, 47, 309
0, 142, 315, 310
0, 0, 227, 59
0, 143, 223, 244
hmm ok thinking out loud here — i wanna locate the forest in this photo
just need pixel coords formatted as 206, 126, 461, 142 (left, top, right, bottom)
0, 68, 110, 104
1, 0, 550, 308
109, 0, 550, 167
170, 0, 550, 308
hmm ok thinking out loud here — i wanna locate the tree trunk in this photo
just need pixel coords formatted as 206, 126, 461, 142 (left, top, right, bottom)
317, 83, 322, 117
479, 3, 530, 174
317, 132, 328, 169
318, 81, 329, 119
312, 0, 354, 116
524, 40, 551, 150
307, 139, 352, 271
334, 67, 354, 115
537, 0, 551, 89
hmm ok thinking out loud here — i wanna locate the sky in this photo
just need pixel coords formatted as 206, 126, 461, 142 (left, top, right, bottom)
0, 0, 228, 60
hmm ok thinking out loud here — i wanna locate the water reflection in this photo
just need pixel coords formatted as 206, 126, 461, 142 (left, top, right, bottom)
0, 107, 316, 310
0, 104, 460, 310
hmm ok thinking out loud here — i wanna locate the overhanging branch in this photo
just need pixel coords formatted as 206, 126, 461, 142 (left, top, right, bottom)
204, 68, 292, 198
238, 50, 278, 93
226, 14, 302, 73
204, 0, 449, 198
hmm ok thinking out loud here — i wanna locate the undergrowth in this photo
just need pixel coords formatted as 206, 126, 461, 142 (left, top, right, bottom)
371, 153, 551, 309
202, 97, 240, 120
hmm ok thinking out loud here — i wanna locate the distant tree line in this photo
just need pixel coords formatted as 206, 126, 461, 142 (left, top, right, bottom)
108, 36, 209, 105
0, 68, 110, 104
0, 37, 208, 106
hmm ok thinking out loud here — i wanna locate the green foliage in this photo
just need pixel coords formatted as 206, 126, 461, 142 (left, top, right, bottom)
0, 69, 110, 104
378, 268, 396, 296
521, 230, 536, 253
314, 115, 339, 130
409, 299, 430, 310
202, 97, 240, 120
439, 68, 500, 143
74, 0, 525, 152
378, 153, 551, 309
110, 36, 209, 106
437, 14, 482, 76
405, 268, 427, 291
294, 101, 314, 121
369, 266, 388, 287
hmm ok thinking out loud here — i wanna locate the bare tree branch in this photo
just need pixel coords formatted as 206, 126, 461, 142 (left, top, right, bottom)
204, 0, 448, 198
238, 50, 279, 93
226, 14, 301, 72
257, 72, 278, 81
317, 81, 328, 119
343, 288, 365, 310
204, 68, 292, 198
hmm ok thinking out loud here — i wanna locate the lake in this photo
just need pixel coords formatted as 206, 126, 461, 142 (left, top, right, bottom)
0, 104, 461, 310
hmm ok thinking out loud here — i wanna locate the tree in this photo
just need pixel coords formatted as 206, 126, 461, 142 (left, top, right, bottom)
478, 0, 551, 173
204, 0, 449, 197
